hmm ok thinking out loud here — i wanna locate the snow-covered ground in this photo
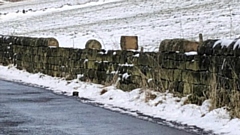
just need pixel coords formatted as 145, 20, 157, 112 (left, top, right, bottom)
0, 65, 239, 135
0, 0, 240, 51
1, 0, 240, 134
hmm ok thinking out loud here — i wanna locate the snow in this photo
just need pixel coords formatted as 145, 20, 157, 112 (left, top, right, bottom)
1, 0, 240, 51
134, 53, 139, 57
1, 0, 240, 134
122, 72, 130, 79
0, 65, 240, 135
119, 63, 134, 67
212, 39, 240, 49
234, 39, 240, 49
213, 39, 234, 48
185, 51, 197, 56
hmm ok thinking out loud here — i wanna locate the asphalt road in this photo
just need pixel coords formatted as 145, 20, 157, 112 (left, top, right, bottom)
0, 79, 196, 135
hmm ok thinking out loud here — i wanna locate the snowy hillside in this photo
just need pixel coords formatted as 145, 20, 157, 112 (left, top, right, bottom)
0, 0, 239, 51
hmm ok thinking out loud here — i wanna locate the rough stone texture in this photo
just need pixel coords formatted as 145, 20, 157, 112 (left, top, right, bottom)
0, 35, 59, 47
40, 38, 59, 47
120, 36, 138, 50
1, 35, 240, 115
85, 39, 102, 50
159, 39, 199, 53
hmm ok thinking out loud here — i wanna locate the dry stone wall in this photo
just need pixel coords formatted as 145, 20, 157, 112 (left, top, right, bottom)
1, 35, 240, 116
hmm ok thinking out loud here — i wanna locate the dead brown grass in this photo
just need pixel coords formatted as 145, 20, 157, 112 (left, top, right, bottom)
144, 90, 157, 102
209, 67, 240, 118
209, 70, 217, 111
154, 100, 163, 106
229, 90, 240, 118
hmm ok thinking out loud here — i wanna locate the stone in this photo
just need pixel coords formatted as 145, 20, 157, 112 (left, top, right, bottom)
36, 38, 59, 47
47, 38, 59, 47
21, 37, 37, 46
186, 61, 200, 71
159, 39, 199, 53
175, 81, 184, 94
183, 83, 193, 95
96, 71, 107, 84
200, 39, 219, 55
86, 60, 96, 69
120, 36, 138, 50
173, 69, 182, 81
160, 69, 174, 81
85, 39, 102, 50
72, 91, 79, 97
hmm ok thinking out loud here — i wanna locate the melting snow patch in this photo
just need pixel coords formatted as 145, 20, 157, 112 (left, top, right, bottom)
213, 39, 234, 48
111, 71, 118, 74
134, 53, 140, 57
185, 51, 197, 56
122, 73, 130, 79
234, 39, 240, 49
119, 63, 134, 67
148, 78, 153, 83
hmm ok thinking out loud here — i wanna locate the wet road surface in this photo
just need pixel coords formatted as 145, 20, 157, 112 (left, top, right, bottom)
0, 79, 196, 135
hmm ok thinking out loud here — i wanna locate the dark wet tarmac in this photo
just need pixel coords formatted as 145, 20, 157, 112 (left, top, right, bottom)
0, 79, 196, 135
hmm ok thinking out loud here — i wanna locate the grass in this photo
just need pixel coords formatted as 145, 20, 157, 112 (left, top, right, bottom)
209, 67, 217, 111
209, 65, 240, 118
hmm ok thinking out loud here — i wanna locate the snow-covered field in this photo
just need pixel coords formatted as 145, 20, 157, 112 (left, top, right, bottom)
0, 0, 240, 51
1, 0, 240, 134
